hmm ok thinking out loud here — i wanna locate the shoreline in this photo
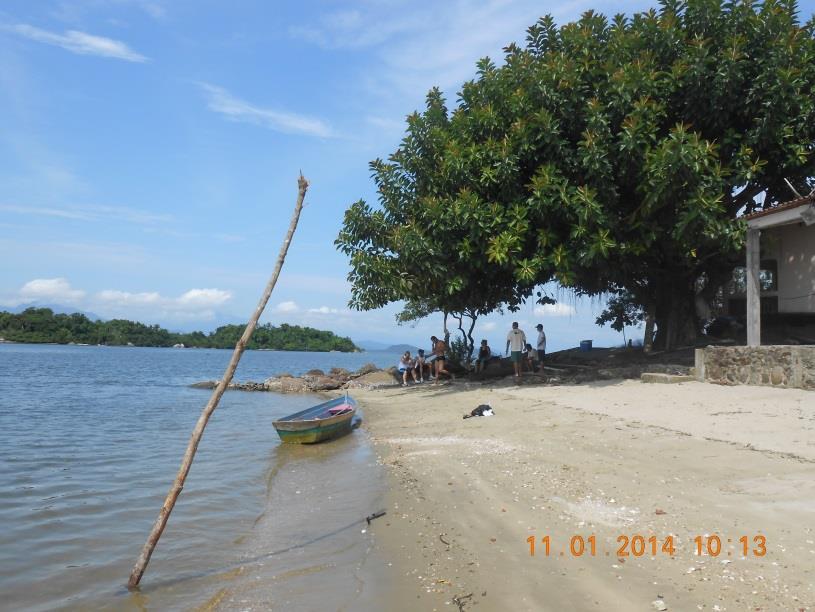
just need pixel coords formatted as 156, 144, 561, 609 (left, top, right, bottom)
353, 379, 814, 611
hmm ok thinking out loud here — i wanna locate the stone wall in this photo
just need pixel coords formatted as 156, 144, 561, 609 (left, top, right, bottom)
696, 346, 815, 390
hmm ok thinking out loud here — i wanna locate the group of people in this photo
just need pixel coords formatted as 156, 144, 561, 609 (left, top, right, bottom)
474, 322, 546, 378
505, 321, 547, 379
397, 335, 452, 386
397, 322, 547, 385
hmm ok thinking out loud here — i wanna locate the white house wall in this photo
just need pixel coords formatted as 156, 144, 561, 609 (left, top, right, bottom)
775, 223, 815, 313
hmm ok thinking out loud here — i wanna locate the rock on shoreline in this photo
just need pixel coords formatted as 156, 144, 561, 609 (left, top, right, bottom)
190, 363, 402, 394
190, 354, 693, 394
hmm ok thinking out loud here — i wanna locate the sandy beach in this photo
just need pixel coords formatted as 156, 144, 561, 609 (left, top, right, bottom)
354, 378, 814, 611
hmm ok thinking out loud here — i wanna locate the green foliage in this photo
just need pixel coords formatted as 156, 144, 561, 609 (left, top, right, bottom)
595, 290, 646, 332
447, 335, 471, 371
337, 0, 815, 349
0, 308, 358, 352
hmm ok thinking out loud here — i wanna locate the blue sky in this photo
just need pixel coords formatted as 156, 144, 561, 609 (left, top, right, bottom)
2, 0, 813, 351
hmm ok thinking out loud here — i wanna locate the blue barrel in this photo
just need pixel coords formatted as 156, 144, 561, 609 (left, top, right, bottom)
579, 340, 592, 352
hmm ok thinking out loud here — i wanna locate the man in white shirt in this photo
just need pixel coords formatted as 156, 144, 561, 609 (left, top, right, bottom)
505, 321, 526, 379
535, 323, 547, 372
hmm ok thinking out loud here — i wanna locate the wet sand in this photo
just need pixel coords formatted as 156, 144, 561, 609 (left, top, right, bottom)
354, 379, 815, 611
204, 430, 392, 612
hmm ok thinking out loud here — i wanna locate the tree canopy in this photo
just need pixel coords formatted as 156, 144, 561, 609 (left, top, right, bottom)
0, 308, 359, 352
337, 0, 815, 350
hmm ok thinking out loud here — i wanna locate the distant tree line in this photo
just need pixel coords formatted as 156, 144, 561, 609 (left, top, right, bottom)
0, 308, 359, 352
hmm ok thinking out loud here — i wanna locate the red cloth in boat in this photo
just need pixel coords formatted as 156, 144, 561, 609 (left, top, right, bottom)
328, 404, 353, 414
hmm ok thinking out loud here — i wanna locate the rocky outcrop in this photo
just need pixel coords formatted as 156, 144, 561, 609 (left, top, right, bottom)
190, 358, 687, 393
190, 363, 400, 394
344, 368, 401, 389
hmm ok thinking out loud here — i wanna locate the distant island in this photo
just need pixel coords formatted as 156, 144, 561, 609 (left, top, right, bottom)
386, 344, 420, 352
0, 307, 359, 352
355, 340, 421, 352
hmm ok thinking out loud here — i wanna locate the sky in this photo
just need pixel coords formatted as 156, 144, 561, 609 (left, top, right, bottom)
2, 0, 813, 352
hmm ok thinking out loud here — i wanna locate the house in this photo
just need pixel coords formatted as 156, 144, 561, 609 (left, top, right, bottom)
741, 192, 815, 346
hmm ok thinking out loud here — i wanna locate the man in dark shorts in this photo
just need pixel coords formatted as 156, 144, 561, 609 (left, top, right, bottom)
430, 335, 451, 383
535, 323, 546, 372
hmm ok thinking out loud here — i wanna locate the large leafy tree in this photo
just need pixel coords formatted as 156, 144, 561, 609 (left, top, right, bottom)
336, 89, 550, 359
338, 0, 815, 350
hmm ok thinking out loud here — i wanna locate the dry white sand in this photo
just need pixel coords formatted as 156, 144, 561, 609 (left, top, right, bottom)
354, 379, 815, 611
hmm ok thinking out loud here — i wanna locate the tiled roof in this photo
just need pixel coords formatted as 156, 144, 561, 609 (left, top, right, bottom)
743, 192, 815, 220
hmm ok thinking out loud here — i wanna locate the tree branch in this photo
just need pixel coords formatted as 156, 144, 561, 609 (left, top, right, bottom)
127, 175, 309, 588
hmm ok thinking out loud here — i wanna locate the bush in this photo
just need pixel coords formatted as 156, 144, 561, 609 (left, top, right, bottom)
447, 336, 471, 371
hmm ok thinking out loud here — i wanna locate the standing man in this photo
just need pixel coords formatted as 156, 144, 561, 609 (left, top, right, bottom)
535, 323, 547, 372
505, 322, 526, 379
430, 335, 451, 383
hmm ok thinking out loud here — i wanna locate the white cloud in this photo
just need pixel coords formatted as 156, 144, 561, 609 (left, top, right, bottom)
5, 24, 148, 62
19, 278, 86, 304
290, 8, 419, 49
304, 305, 355, 316
92, 287, 232, 323
275, 300, 299, 313
534, 303, 576, 317
0, 204, 89, 221
308, 305, 340, 314
0, 203, 172, 225
96, 289, 161, 305
481, 321, 497, 331
199, 83, 334, 138
291, 0, 589, 96
49, 0, 167, 23
96, 287, 231, 310
177, 288, 232, 307
135, 2, 166, 20
1, 278, 235, 323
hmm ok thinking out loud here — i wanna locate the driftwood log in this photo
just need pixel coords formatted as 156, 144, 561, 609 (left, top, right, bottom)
127, 174, 309, 588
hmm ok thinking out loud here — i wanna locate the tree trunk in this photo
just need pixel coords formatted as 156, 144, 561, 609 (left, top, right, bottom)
127, 175, 309, 588
653, 283, 698, 351
643, 302, 655, 353
465, 313, 477, 364
454, 314, 469, 370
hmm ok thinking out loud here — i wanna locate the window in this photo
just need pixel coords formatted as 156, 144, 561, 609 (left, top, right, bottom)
727, 259, 778, 294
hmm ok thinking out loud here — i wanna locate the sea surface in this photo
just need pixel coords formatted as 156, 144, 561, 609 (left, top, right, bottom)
0, 344, 401, 611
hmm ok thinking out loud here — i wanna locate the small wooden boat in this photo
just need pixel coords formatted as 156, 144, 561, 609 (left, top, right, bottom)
272, 395, 358, 444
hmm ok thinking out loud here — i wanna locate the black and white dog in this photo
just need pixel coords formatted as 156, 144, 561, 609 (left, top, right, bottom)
463, 404, 494, 419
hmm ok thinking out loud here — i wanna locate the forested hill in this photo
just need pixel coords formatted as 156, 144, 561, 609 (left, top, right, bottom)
0, 308, 359, 352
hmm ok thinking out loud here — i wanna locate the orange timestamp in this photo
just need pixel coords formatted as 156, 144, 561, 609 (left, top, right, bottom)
526, 534, 767, 558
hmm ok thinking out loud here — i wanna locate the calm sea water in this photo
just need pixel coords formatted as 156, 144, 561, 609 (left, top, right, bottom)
0, 344, 400, 611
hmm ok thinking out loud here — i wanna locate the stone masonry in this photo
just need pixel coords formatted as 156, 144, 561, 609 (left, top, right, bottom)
696, 346, 815, 390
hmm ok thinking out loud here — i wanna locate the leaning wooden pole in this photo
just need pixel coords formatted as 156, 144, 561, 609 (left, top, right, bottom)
128, 174, 309, 588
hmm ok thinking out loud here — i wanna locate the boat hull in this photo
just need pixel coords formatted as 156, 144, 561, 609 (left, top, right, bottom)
273, 396, 358, 444
274, 418, 354, 444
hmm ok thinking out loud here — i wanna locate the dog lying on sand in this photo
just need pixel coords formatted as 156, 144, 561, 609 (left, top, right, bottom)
463, 404, 494, 419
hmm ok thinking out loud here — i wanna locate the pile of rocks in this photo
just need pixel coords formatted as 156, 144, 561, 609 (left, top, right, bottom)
190, 363, 402, 394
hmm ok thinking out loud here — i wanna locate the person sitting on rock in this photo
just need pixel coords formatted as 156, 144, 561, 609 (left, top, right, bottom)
413, 349, 429, 382
522, 342, 535, 372
398, 351, 418, 386
475, 339, 492, 373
